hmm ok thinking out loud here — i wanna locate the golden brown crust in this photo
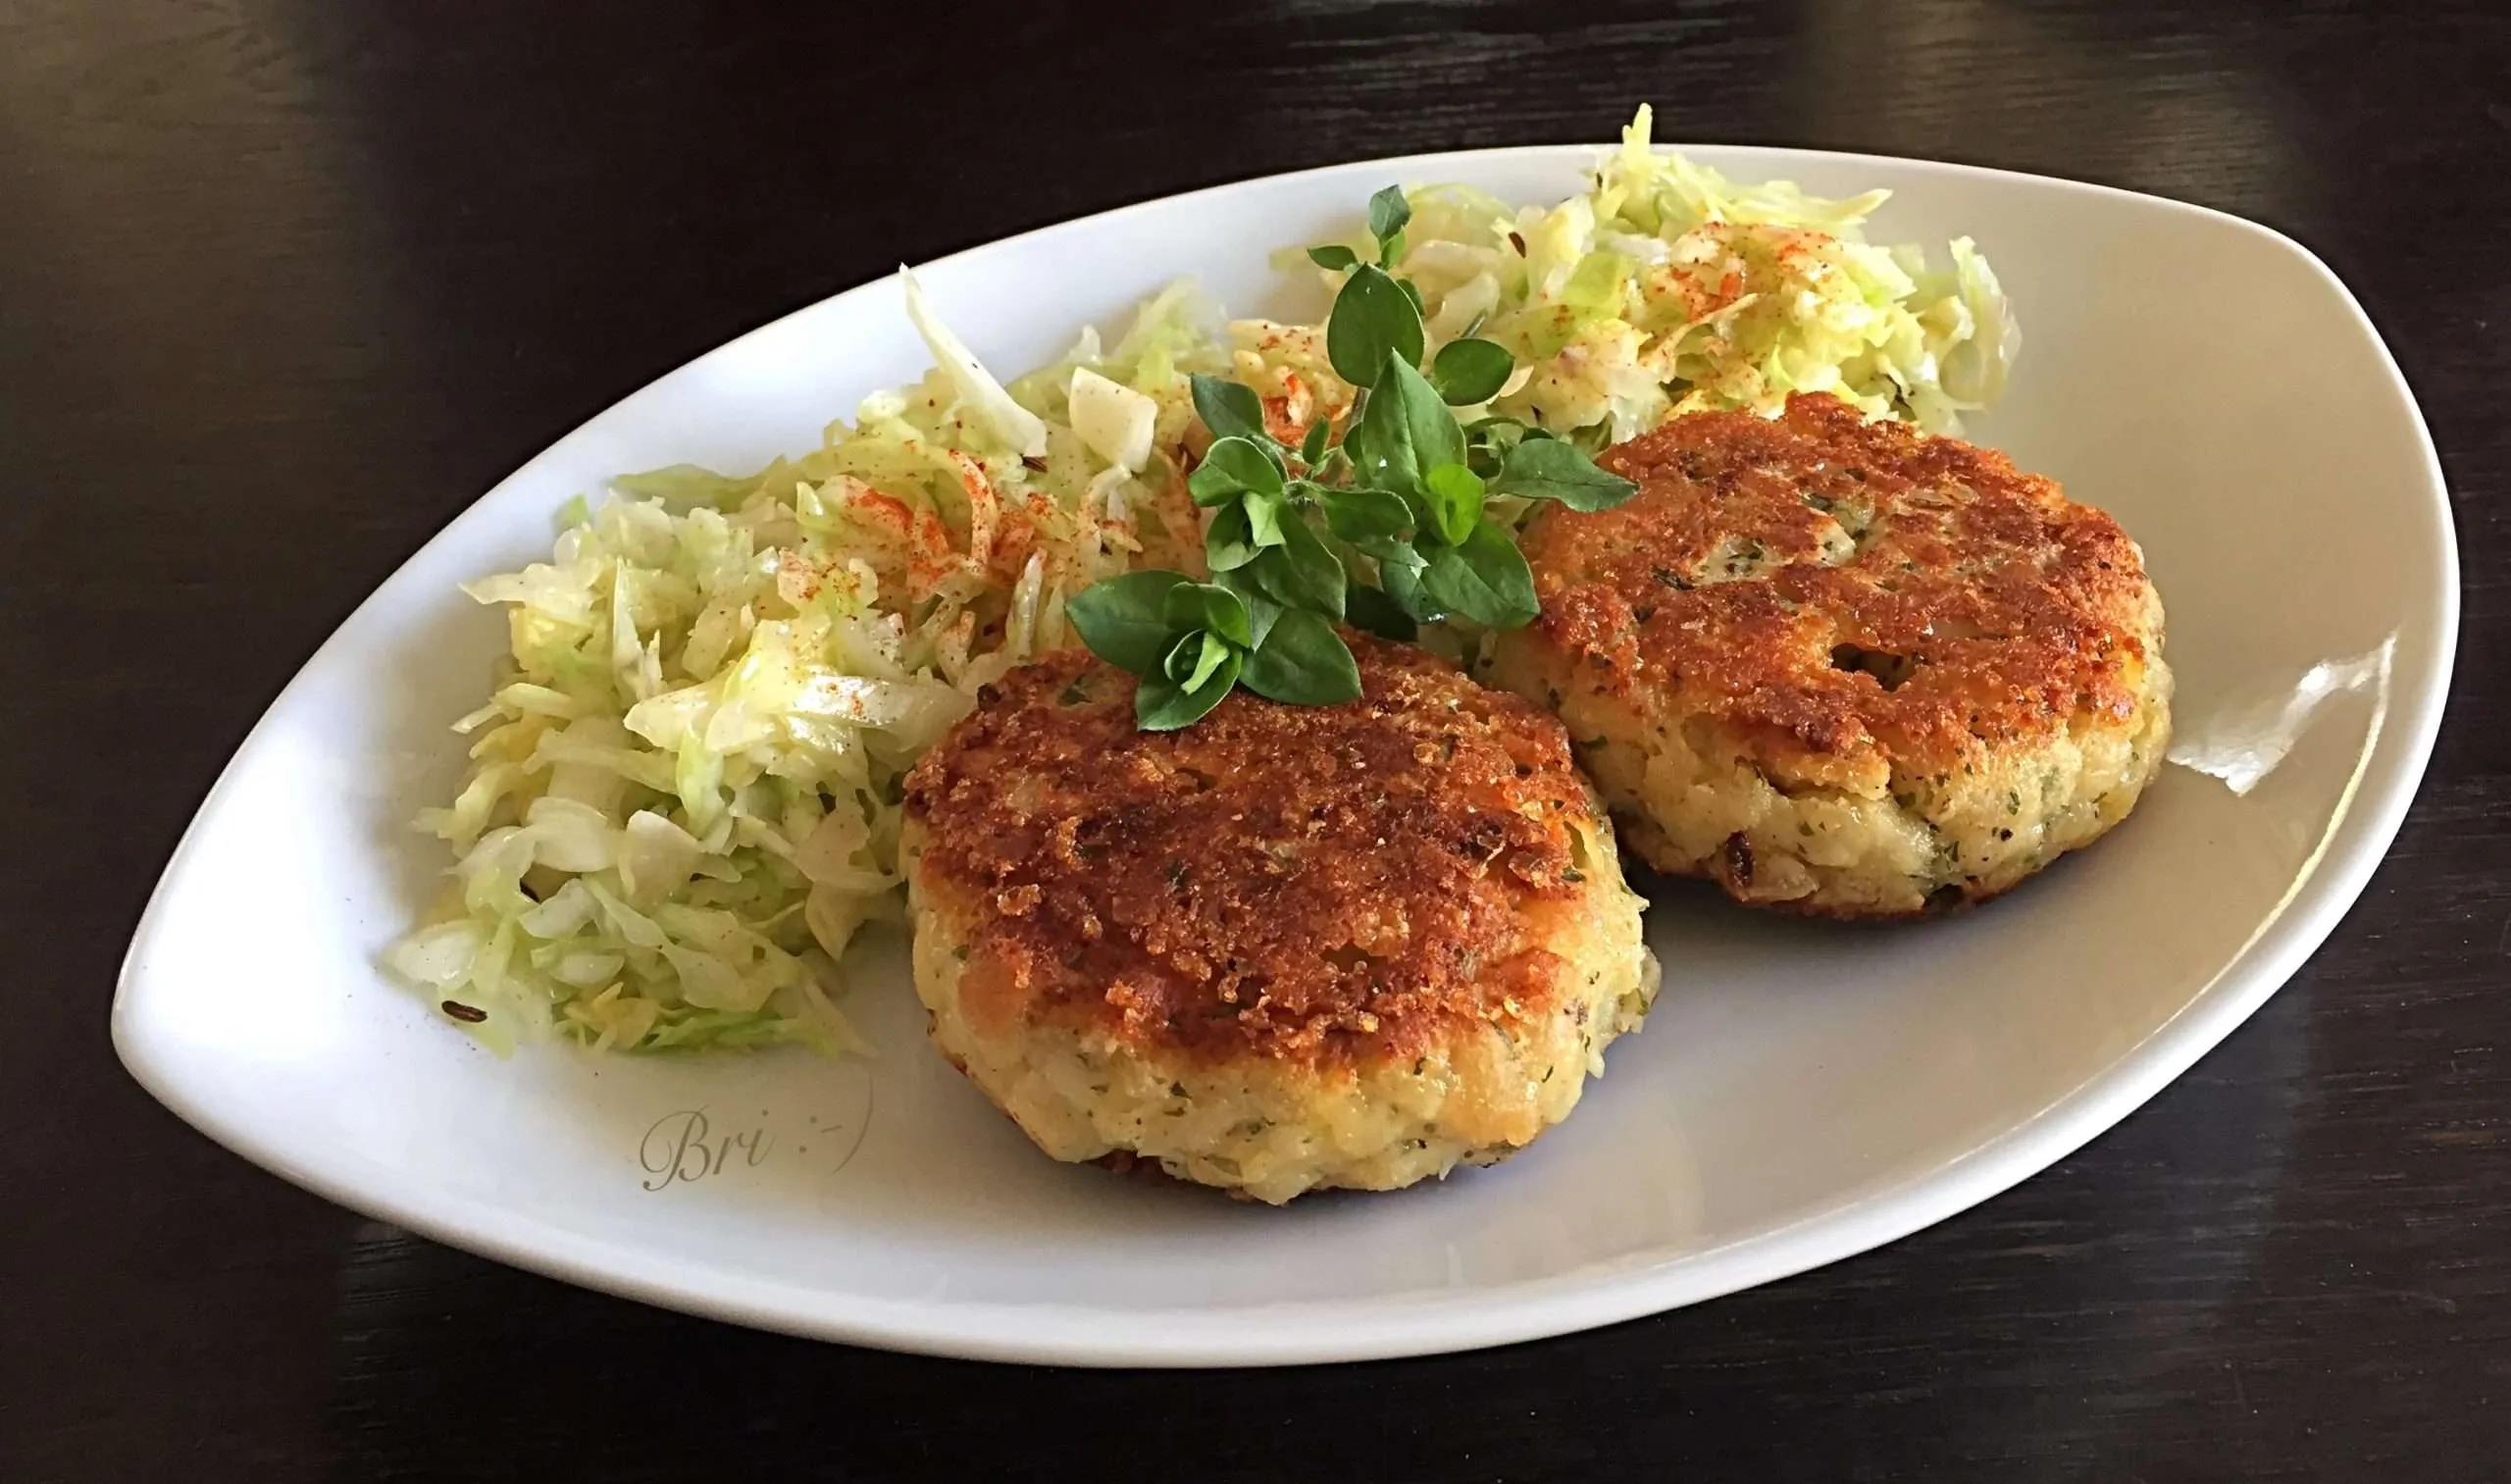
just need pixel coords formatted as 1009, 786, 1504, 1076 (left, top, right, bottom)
1516, 393, 2160, 794
901, 637, 1607, 1070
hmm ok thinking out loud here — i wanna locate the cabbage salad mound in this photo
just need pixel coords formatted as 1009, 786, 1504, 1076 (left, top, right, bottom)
387, 105, 2017, 1055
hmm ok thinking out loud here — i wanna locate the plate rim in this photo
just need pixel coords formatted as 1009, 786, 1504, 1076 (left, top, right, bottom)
112, 139, 2460, 1367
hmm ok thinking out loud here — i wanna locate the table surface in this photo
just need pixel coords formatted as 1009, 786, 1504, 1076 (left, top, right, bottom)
7, 2, 2506, 1479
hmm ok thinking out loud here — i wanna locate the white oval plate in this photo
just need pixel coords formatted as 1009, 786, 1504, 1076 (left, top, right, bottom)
113, 143, 2453, 1366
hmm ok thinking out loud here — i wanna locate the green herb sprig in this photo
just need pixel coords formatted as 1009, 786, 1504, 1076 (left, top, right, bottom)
1068, 184, 1640, 731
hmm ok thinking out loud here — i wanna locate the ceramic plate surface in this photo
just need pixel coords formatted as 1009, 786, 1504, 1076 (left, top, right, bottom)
114, 143, 2454, 1366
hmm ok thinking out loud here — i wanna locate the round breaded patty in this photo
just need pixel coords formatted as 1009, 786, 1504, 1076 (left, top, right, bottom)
1486, 392, 2171, 917
898, 637, 1658, 1204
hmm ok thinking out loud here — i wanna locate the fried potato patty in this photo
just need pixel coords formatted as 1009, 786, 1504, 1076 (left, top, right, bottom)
899, 637, 1657, 1203
1487, 392, 2171, 917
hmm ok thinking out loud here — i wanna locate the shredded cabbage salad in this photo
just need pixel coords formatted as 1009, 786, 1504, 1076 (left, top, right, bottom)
390, 108, 2017, 1053
1318, 105, 2019, 441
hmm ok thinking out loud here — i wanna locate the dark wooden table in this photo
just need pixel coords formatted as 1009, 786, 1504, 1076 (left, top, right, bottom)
7, 3, 2505, 1479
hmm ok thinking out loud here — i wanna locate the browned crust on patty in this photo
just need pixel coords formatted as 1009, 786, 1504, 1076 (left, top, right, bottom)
900, 637, 1605, 1069
1517, 393, 2160, 794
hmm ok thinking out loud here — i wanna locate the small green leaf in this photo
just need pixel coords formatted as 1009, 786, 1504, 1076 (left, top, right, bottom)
1277, 515, 1350, 620
1162, 581, 1253, 648
1431, 338, 1514, 405
1188, 435, 1287, 507
1344, 584, 1419, 641
1464, 414, 1536, 477
1190, 374, 1270, 446
1342, 405, 1401, 497
1299, 416, 1332, 467
1242, 489, 1287, 551
1422, 463, 1486, 546
1317, 485, 1413, 548
1326, 265, 1425, 388
1379, 550, 1441, 623
1492, 437, 1640, 511
1394, 354, 1469, 489
1343, 351, 1464, 499
1067, 571, 1190, 673
1160, 631, 1198, 684
1193, 632, 1232, 691
1394, 356, 1466, 473
1367, 189, 1409, 236
1307, 244, 1359, 272
1375, 538, 1429, 581
1162, 630, 1231, 691
1204, 502, 1259, 572
1136, 649, 1242, 732
1213, 568, 1283, 650
1420, 520, 1538, 628
1241, 515, 1347, 621
1241, 609, 1363, 706
1366, 185, 1411, 261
